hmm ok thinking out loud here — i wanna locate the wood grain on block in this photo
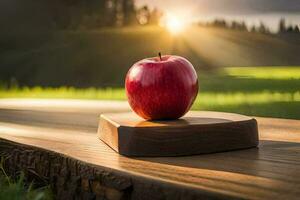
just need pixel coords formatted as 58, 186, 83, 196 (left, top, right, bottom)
97, 111, 259, 156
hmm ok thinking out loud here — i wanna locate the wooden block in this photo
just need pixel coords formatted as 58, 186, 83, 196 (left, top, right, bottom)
97, 111, 259, 156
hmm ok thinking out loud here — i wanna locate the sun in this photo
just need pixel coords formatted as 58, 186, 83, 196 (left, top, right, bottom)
164, 15, 186, 35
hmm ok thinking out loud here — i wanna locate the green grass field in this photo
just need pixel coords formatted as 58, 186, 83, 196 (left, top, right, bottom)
1, 66, 299, 119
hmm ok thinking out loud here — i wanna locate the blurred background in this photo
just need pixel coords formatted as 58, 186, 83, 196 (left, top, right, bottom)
0, 0, 299, 119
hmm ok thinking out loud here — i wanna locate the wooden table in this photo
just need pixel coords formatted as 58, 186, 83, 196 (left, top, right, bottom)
0, 99, 299, 200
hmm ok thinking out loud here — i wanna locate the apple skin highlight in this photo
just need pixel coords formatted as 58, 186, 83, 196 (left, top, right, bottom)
125, 55, 198, 120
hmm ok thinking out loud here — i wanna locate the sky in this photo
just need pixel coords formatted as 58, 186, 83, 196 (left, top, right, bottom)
136, 0, 300, 31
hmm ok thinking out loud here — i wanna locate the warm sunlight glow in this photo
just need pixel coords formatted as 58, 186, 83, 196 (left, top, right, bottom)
164, 15, 186, 34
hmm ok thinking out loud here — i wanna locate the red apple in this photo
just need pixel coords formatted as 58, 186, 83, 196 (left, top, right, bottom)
125, 54, 198, 120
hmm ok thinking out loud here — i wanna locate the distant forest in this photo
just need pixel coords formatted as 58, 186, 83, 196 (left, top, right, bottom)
0, 0, 161, 31
199, 18, 300, 34
1, 0, 299, 34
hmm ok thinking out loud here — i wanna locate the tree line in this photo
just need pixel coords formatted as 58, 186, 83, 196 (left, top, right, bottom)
198, 18, 300, 34
278, 18, 300, 34
46, 0, 162, 29
50, 0, 139, 29
0, 0, 162, 31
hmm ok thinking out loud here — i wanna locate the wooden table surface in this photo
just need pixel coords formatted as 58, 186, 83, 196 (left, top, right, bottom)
0, 99, 299, 200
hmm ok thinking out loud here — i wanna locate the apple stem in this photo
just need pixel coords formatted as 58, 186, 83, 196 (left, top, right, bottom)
158, 52, 162, 61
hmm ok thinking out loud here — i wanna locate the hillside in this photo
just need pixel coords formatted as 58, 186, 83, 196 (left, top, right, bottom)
0, 26, 300, 87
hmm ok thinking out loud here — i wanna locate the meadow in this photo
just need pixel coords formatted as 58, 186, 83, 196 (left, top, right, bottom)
1, 66, 299, 119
